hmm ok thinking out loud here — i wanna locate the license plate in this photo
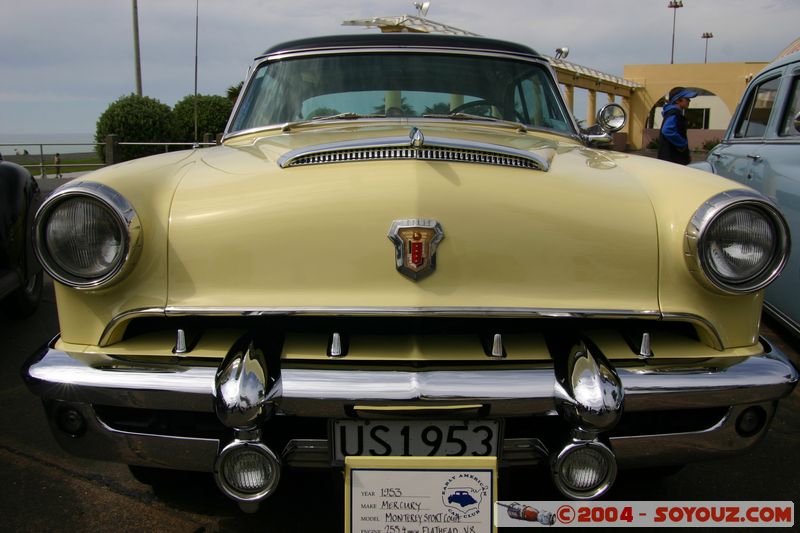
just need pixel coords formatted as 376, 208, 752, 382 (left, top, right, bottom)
332, 419, 499, 461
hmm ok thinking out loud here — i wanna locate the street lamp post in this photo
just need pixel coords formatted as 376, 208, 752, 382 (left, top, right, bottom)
702, 32, 714, 64
132, 0, 142, 96
668, 1, 684, 65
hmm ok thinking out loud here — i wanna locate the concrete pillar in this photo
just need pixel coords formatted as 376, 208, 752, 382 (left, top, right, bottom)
563, 85, 574, 113
587, 89, 597, 126
622, 96, 631, 133
385, 90, 402, 114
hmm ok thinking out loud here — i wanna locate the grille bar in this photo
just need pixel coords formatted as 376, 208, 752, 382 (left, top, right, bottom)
277, 136, 550, 171
287, 146, 542, 170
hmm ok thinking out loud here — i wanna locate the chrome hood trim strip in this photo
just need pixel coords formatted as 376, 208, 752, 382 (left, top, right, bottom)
276, 136, 549, 171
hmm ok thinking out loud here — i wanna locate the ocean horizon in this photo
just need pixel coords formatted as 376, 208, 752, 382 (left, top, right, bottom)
0, 133, 96, 155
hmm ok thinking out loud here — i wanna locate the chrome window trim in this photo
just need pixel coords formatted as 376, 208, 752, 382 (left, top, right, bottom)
33, 181, 143, 290
276, 135, 550, 171
223, 46, 578, 140
684, 189, 791, 295
258, 47, 549, 63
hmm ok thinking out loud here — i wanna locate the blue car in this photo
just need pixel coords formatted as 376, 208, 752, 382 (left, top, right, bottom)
694, 51, 800, 335
447, 490, 478, 507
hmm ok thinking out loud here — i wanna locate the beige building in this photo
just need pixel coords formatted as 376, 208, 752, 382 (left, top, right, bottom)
623, 62, 768, 150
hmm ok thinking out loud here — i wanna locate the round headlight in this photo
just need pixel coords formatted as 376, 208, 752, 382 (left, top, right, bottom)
34, 182, 141, 288
686, 190, 790, 294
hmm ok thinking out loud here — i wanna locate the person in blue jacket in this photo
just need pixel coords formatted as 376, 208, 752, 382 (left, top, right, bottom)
657, 87, 697, 165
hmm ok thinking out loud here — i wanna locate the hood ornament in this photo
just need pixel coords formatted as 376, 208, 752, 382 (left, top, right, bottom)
409, 127, 424, 149
388, 219, 444, 281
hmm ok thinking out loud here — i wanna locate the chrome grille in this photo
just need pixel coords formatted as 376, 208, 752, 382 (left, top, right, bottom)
285, 146, 545, 170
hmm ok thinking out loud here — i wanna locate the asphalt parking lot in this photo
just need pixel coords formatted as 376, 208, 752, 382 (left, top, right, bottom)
1, 276, 798, 532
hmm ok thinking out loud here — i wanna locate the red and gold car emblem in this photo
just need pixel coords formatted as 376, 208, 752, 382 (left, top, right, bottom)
388, 219, 445, 280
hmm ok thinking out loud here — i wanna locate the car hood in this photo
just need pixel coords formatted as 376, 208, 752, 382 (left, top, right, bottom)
165, 124, 660, 313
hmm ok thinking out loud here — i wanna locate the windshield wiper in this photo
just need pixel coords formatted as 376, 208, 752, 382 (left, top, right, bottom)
421, 113, 527, 132
282, 112, 386, 132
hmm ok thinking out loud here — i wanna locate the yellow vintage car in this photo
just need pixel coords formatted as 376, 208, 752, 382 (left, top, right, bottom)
23, 34, 798, 509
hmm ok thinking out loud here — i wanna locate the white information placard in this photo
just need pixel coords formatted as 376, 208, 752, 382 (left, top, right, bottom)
345, 456, 497, 533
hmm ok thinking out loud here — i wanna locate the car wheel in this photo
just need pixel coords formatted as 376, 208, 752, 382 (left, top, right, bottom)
3, 270, 42, 319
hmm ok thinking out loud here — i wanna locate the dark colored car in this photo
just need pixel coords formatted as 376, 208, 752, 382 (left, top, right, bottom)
0, 160, 42, 317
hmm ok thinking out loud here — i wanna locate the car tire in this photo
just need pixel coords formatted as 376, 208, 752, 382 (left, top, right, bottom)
3, 270, 42, 319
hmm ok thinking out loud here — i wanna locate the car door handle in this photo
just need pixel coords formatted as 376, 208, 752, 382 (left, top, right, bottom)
746, 154, 762, 161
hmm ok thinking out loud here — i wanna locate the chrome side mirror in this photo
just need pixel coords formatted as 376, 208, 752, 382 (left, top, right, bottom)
582, 104, 626, 146
597, 103, 627, 133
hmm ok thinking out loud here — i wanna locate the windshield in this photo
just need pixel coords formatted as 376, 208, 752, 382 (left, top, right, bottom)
228, 52, 575, 135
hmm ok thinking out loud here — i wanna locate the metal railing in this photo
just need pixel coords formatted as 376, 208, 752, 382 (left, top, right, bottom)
0, 142, 105, 178
1, 135, 220, 178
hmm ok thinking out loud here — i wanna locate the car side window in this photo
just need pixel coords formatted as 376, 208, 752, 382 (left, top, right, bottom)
735, 76, 781, 138
779, 73, 800, 137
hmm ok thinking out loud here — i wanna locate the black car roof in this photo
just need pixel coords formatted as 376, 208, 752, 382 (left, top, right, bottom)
259, 33, 542, 60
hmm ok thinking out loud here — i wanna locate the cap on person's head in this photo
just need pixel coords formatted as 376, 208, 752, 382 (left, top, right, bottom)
668, 87, 698, 103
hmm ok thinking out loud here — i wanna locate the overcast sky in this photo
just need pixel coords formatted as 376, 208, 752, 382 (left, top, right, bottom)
1, 0, 797, 136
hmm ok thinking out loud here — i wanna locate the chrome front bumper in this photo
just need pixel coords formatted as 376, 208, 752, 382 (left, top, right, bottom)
23, 337, 798, 472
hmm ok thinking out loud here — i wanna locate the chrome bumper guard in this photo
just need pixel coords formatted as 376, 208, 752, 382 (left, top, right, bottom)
23, 338, 798, 472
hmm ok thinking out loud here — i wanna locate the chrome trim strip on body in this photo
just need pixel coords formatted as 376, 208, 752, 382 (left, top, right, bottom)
161, 306, 662, 318
99, 306, 727, 349
100, 307, 166, 346
25, 340, 798, 416
276, 135, 549, 171
763, 301, 800, 339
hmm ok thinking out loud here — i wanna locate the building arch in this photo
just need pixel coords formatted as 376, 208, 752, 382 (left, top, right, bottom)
623, 62, 768, 149
640, 87, 732, 150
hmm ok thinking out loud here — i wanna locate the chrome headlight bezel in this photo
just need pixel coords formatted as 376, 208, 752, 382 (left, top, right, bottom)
33, 182, 142, 289
685, 189, 790, 294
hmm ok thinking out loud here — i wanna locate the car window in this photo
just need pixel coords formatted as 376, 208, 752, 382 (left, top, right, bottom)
514, 78, 571, 131
735, 76, 781, 138
229, 53, 574, 134
779, 73, 800, 137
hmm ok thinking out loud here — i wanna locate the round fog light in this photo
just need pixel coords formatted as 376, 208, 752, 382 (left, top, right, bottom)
215, 441, 281, 502
55, 406, 86, 437
552, 441, 617, 500
736, 406, 767, 437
